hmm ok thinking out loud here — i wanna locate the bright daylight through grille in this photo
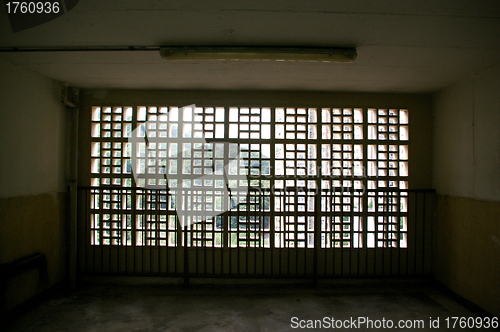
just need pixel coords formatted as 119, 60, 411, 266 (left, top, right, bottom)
89, 106, 409, 249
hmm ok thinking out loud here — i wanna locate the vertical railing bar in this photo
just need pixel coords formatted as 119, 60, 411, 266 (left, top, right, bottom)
252, 148, 260, 275
397, 190, 401, 275
313, 107, 321, 284
241, 179, 246, 275
357, 194, 361, 276
288, 187, 292, 277
306, 192, 311, 277
227, 208, 232, 275
251, 189, 255, 275
90, 188, 94, 273
270, 108, 276, 276
122, 189, 130, 273
365, 192, 369, 276
339, 111, 345, 277
159, 192, 164, 274
255, 186, 260, 275
297, 188, 302, 276
374, 190, 379, 276
116, 189, 120, 274
148, 190, 152, 274
204, 192, 208, 276
323, 191, 328, 276
183, 215, 188, 280
294, 187, 299, 277
383, 191, 388, 274
110, 190, 115, 272
278, 194, 282, 276
349, 190, 354, 275
261, 191, 265, 275
285, 190, 289, 277
421, 192, 426, 274
194, 199, 198, 275
81, 189, 85, 273
349, 110, 355, 275
84, 189, 88, 273
213, 213, 217, 275
114, 190, 118, 272
123, 189, 127, 274
254, 190, 258, 275
341, 188, 345, 276
108, 190, 112, 271
88, 188, 92, 273
429, 192, 434, 275
383, 191, 387, 275
140, 190, 145, 274
107, 188, 112, 273
163, 190, 168, 274
182, 194, 189, 280
405, 192, 409, 275
386, 191, 390, 273
95, 188, 99, 272
413, 192, 418, 275
390, 190, 394, 275
141, 190, 145, 274
157, 189, 161, 274
91, 189, 96, 273
130, 188, 136, 274
99, 189, 104, 273
175, 212, 179, 275
193, 198, 197, 275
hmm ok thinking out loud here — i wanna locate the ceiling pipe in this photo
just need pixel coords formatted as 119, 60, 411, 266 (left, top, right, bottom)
0, 46, 160, 52
61, 83, 77, 108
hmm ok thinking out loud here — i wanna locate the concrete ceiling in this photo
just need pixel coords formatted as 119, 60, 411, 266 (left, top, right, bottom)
1, 0, 500, 93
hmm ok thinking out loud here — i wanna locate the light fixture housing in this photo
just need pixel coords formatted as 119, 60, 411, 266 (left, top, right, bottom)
159, 46, 356, 62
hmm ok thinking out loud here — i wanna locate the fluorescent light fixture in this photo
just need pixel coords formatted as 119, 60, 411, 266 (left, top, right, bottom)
159, 46, 356, 62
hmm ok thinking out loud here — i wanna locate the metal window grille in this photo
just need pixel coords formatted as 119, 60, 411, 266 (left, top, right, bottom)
80, 106, 433, 277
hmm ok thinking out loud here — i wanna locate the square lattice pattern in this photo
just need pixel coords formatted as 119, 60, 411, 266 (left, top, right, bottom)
89, 106, 409, 249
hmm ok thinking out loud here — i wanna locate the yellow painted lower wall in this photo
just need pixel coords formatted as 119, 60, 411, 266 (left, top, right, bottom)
0, 192, 66, 312
434, 195, 500, 317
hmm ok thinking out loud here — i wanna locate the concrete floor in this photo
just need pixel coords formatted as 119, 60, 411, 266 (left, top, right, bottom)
3, 280, 490, 331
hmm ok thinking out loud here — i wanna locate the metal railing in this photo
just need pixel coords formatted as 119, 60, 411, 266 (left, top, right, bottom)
78, 187, 434, 280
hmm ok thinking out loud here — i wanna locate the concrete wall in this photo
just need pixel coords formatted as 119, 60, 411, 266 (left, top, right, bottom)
0, 60, 67, 313
433, 63, 500, 316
